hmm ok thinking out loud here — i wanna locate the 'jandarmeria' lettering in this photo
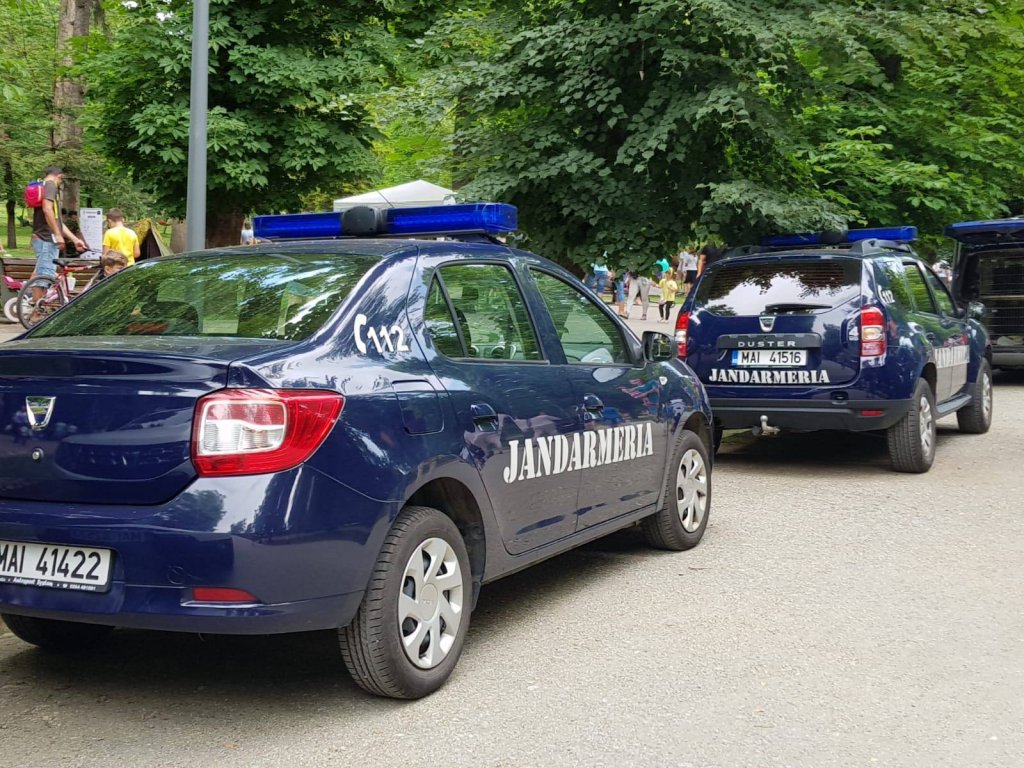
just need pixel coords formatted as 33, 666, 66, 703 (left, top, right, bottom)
502, 423, 655, 484
708, 368, 831, 384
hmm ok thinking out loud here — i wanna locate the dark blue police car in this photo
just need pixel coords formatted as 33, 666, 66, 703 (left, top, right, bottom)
0, 204, 713, 698
675, 227, 992, 473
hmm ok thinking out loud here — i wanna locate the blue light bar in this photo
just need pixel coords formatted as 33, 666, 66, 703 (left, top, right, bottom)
253, 203, 518, 241
386, 203, 517, 235
945, 218, 1024, 240
254, 212, 342, 240
763, 226, 917, 248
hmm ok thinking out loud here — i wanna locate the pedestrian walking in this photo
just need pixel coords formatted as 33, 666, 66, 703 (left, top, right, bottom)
585, 253, 610, 297
624, 269, 651, 320
697, 243, 726, 275
657, 271, 678, 322
30, 166, 86, 286
102, 209, 141, 265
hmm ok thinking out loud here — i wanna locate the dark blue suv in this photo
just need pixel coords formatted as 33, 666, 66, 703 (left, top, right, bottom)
676, 227, 992, 473
0, 204, 713, 698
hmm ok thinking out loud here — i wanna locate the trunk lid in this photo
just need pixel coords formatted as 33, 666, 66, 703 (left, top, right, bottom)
0, 338, 271, 505
687, 256, 865, 388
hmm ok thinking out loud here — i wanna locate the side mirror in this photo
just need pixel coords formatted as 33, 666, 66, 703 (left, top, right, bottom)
642, 330, 676, 362
966, 301, 986, 322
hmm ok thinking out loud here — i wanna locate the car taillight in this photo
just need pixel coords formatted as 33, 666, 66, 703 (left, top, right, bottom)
860, 306, 886, 358
192, 389, 344, 477
675, 311, 691, 358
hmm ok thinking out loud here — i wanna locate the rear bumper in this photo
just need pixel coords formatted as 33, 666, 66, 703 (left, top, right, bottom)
992, 349, 1024, 369
0, 588, 364, 635
710, 398, 912, 432
0, 467, 395, 634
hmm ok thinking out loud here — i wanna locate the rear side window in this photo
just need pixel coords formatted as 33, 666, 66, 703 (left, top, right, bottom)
30, 253, 379, 341
694, 259, 863, 316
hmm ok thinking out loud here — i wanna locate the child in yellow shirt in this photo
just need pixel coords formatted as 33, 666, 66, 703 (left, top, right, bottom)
657, 271, 678, 322
102, 208, 140, 265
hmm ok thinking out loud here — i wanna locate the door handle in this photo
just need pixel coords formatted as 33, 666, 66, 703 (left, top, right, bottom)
580, 394, 605, 421
470, 402, 499, 431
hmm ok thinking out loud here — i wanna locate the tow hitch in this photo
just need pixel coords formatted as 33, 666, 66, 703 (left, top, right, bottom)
752, 415, 781, 437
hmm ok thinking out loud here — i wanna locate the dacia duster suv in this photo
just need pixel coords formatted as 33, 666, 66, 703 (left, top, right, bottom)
676, 227, 993, 473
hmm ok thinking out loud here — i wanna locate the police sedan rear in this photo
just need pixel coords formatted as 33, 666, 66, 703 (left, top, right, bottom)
0, 204, 714, 698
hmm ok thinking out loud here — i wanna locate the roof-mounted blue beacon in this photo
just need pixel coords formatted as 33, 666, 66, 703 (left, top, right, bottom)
762, 226, 918, 249
254, 202, 518, 241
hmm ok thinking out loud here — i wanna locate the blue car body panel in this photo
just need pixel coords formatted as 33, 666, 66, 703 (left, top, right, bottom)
0, 239, 711, 634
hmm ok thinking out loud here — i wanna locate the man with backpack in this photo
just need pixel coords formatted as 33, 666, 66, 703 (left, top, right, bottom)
28, 166, 86, 283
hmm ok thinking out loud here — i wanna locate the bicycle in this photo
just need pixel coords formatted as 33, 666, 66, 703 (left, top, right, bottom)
17, 254, 102, 329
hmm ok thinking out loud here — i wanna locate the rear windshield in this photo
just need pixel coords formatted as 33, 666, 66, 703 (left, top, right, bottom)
694, 258, 863, 316
31, 252, 378, 341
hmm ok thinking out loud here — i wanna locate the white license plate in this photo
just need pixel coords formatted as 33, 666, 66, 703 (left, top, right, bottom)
731, 349, 808, 367
0, 540, 113, 593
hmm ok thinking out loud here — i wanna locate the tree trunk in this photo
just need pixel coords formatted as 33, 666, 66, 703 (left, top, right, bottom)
205, 210, 244, 249
170, 221, 188, 254
4, 159, 15, 250
52, 0, 94, 214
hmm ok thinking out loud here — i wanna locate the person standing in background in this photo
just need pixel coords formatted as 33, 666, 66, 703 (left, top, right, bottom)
657, 270, 679, 322
102, 209, 141, 265
613, 270, 627, 316
31, 166, 86, 285
679, 247, 698, 296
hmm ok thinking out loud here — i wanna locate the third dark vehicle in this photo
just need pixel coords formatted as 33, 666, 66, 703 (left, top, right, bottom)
946, 217, 1024, 370
676, 227, 992, 473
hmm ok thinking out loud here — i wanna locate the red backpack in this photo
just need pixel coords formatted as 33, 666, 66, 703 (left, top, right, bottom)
24, 180, 46, 208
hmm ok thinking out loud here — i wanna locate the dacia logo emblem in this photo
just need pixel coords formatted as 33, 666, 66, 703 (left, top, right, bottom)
25, 396, 56, 432
759, 315, 776, 332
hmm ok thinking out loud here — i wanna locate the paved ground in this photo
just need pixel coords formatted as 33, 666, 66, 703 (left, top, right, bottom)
1, 314, 1023, 767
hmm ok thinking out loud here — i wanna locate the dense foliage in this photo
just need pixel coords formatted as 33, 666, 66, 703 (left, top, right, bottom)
80, 0, 430, 243
449, 0, 1024, 266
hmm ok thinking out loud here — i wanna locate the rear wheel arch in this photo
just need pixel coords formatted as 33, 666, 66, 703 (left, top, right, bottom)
405, 477, 486, 607
681, 412, 712, 456
920, 363, 937, 396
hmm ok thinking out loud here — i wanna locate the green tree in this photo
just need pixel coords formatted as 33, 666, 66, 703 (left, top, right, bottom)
80, 0, 415, 246
451, 0, 1024, 268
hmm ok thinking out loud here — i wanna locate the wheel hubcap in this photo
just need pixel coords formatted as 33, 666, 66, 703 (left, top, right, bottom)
982, 373, 993, 423
676, 449, 708, 533
398, 537, 464, 670
919, 395, 934, 457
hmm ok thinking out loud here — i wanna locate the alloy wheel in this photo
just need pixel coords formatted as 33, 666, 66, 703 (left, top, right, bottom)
919, 395, 935, 458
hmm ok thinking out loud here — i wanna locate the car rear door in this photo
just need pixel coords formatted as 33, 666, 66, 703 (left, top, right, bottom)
421, 258, 583, 555
526, 268, 669, 530
901, 261, 968, 402
685, 256, 865, 392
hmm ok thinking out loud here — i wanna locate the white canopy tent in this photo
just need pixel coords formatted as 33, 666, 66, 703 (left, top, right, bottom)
333, 180, 456, 212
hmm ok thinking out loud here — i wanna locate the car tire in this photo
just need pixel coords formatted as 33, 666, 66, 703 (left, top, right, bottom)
956, 360, 993, 434
887, 378, 936, 473
641, 430, 711, 551
712, 424, 723, 455
2, 614, 113, 652
339, 505, 472, 699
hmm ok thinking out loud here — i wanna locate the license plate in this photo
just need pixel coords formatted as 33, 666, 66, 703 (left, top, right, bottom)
731, 349, 808, 367
0, 540, 113, 593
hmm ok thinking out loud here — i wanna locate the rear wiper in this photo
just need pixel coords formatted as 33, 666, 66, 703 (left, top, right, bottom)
762, 302, 832, 314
